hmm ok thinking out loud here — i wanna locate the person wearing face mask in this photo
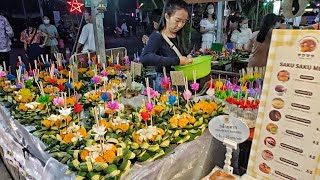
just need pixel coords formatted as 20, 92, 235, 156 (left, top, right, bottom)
230, 17, 252, 50
245, 13, 282, 67
39, 16, 59, 58
199, 3, 217, 50
140, 0, 192, 92
77, 8, 95, 53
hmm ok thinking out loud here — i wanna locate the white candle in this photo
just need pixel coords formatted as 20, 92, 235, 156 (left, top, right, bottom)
97, 55, 101, 64
34, 60, 38, 69
3, 61, 6, 71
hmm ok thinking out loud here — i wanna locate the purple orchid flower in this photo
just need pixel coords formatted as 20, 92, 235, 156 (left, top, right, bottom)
107, 101, 119, 111
16, 82, 23, 89
88, 59, 93, 66
101, 70, 108, 77
145, 102, 154, 112
91, 75, 101, 84
191, 82, 199, 91
125, 56, 130, 66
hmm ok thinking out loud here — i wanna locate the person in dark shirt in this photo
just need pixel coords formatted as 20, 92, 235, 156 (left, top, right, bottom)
140, 0, 192, 92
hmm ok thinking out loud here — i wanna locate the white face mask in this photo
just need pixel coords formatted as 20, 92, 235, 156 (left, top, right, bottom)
43, 20, 50, 24
208, 9, 215, 15
274, 22, 280, 29
241, 23, 248, 28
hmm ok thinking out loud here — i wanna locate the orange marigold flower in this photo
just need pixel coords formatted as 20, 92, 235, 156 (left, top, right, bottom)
132, 132, 142, 145
62, 132, 74, 143
78, 127, 87, 137
153, 105, 165, 115
18, 103, 28, 112
57, 79, 67, 85
78, 68, 87, 74
95, 156, 105, 163
102, 150, 116, 163
80, 150, 89, 162
41, 119, 54, 128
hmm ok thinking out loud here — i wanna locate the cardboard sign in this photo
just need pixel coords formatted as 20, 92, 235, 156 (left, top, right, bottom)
126, 72, 132, 89
247, 30, 320, 180
170, 71, 185, 86
72, 65, 78, 83
208, 115, 250, 144
130, 62, 142, 76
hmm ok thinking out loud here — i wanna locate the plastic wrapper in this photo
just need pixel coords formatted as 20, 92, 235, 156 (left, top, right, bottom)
0, 105, 74, 180
122, 130, 239, 180
41, 157, 75, 180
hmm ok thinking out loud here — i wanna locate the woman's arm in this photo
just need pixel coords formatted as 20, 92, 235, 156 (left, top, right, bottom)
200, 26, 211, 33
41, 32, 48, 47
140, 32, 180, 67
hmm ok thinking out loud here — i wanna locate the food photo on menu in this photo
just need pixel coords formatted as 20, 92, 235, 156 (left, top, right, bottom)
261, 150, 274, 161
266, 123, 278, 134
272, 98, 285, 109
264, 137, 276, 148
299, 36, 317, 52
275, 85, 287, 96
269, 110, 281, 121
277, 70, 290, 82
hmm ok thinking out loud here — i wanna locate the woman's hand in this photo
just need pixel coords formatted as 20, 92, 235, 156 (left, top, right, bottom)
142, 35, 149, 45
179, 56, 193, 65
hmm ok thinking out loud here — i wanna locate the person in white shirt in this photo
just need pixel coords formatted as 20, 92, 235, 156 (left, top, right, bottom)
231, 17, 252, 50
77, 9, 95, 53
0, 14, 14, 70
199, 3, 217, 50
121, 20, 129, 37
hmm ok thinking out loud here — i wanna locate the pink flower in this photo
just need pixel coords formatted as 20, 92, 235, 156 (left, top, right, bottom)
53, 97, 64, 107
0, 71, 7, 77
91, 75, 101, 84
107, 101, 119, 111
183, 90, 192, 101
143, 88, 160, 99
145, 102, 154, 112
191, 82, 199, 91
101, 70, 108, 77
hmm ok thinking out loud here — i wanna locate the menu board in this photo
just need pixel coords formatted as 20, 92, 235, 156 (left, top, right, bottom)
247, 30, 320, 180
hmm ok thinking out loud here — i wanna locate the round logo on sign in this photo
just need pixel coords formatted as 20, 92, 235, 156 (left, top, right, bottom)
208, 115, 250, 144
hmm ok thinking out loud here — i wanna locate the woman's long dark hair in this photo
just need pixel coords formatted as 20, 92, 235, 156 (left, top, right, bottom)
158, 0, 190, 32
236, 17, 245, 33
257, 13, 281, 43
158, 0, 190, 54
203, 3, 216, 19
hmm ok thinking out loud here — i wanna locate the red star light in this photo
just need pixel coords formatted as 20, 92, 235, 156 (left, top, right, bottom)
68, 0, 84, 13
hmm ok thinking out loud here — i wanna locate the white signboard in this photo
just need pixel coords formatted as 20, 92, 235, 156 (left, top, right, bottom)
208, 115, 250, 144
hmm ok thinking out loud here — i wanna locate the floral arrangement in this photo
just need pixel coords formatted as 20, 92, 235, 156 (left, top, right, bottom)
0, 54, 225, 179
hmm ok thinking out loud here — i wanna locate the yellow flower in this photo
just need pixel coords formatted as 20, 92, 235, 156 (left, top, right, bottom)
60, 69, 69, 75
102, 150, 116, 163
169, 113, 196, 128
57, 79, 67, 85
78, 127, 87, 137
20, 88, 33, 100
43, 76, 51, 82
152, 105, 165, 115
78, 68, 87, 74
192, 101, 218, 114
85, 70, 94, 77
18, 103, 28, 112
41, 119, 54, 128
111, 79, 121, 85
62, 132, 74, 143
66, 97, 76, 106
89, 93, 99, 101
72, 81, 83, 90
80, 150, 89, 162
